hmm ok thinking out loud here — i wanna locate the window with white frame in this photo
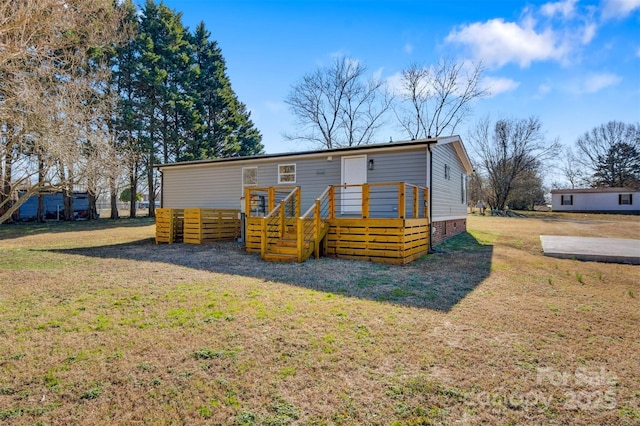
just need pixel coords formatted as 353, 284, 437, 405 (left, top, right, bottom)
242, 167, 257, 187
561, 194, 573, 205
619, 194, 633, 205
278, 164, 296, 184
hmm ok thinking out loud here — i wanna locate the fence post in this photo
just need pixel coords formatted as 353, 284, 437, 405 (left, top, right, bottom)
245, 188, 251, 217
268, 187, 275, 213
297, 217, 304, 262
328, 186, 335, 219
261, 217, 267, 259
314, 200, 321, 258
362, 184, 370, 219
169, 209, 175, 244
295, 187, 301, 217
398, 183, 406, 219
423, 188, 429, 220
279, 201, 285, 238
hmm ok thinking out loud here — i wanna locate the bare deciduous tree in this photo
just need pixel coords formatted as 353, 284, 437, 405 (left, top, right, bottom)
469, 116, 560, 210
394, 58, 488, 139
0, 0, 127, 223
285, 56, 393, 149
559, 148, 588, 189
575, 121, 640, 188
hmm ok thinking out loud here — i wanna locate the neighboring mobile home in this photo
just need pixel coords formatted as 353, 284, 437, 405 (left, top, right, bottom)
157, 136, 473, 263
551, 187, 640, 214
17, 191, 92, 221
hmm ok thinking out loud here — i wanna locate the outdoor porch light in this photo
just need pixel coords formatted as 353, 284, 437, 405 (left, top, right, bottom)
368, 159, 374, 170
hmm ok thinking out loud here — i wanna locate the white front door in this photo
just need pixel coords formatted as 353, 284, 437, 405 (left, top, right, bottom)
341, 155, 367, 214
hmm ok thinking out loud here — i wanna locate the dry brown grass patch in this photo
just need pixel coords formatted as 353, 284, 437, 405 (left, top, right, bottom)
0, 215, 638, 424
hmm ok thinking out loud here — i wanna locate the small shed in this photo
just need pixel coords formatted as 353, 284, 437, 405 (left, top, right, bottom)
551, 187, 639, 214
156, 136, 473, 263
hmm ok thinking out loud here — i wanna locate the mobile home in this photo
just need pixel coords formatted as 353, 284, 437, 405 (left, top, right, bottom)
157, 136, 473, 263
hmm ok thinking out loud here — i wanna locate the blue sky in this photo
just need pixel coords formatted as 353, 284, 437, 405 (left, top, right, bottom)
160, 0, 639, 182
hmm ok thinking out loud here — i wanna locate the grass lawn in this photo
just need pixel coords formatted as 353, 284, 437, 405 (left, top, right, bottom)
0, 213, 638, 425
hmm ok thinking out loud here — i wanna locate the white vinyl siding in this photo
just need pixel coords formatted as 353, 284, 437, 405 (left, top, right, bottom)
160, 145, 439, 216
163, 163, 244, 209
552, 190, 640, 212
431, 143, 468, 221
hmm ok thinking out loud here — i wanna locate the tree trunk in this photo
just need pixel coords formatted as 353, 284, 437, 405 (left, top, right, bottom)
129, 166, 137, 218
1, 155, 13, 221
88, 190, 98, 220
1, 126, 14, 221
37, 156, 45, 222
148, 153, 155, 218
37, 193, 45, 222
110, 176, 119, 220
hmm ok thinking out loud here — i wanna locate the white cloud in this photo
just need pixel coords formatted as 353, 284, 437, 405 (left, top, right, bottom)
386, 71, 406, 97
372, 67, 384, 82
481, 76, 520, 97
541, 0, 578, 18
446, 18, 566, 68
601, 0, 640, 19
583, 72, 622, 92
573, 72, 622, 93
445, 1, 604, 69
403, 43, 414, 54
538, 83, 552, 96
581, 22, 598, 44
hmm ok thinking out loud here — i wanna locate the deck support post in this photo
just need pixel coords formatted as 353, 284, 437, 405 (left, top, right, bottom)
314, 200, 321, 258
362, 184, 370, 219
279, 200, 285, 238
398, 183, 406, 219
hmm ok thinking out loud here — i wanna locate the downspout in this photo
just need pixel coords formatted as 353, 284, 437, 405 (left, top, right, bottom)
427, 144, 435, 254
159, 169, 164, 208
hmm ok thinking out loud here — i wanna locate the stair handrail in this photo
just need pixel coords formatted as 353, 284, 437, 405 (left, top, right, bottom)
297, 186, 332, 262
261, 186, 300, 258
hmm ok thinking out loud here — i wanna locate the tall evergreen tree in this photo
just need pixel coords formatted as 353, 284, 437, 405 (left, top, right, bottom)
111, 0, 141, 218
112, 1, 264, 218
575, 121, 640, 189
186, 22, 263, 161
592, 142, 640, 188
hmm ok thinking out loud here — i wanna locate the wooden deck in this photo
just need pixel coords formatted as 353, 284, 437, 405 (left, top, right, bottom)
326, 218, 429, 264
245, 183, 430, 264
156, 183, 431, 264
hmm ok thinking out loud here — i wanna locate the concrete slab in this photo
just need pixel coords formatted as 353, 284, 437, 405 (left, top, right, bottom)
540, 235, 640, 265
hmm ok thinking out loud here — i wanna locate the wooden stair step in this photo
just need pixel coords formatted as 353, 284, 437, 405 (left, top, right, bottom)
263, 253, 298, 262
277, 239, 297, 247
268, 245, 298, 255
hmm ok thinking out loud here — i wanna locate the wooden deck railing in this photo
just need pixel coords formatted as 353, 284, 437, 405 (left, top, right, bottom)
297, 186, 332, 261
260, 186, 300, 259
330, 182, 429, 220
244, 186, 298, 218
244, 182, 429, 263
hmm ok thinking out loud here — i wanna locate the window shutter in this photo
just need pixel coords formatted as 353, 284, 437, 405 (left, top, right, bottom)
630, 194, 633, 205
570, 195, 573, 205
